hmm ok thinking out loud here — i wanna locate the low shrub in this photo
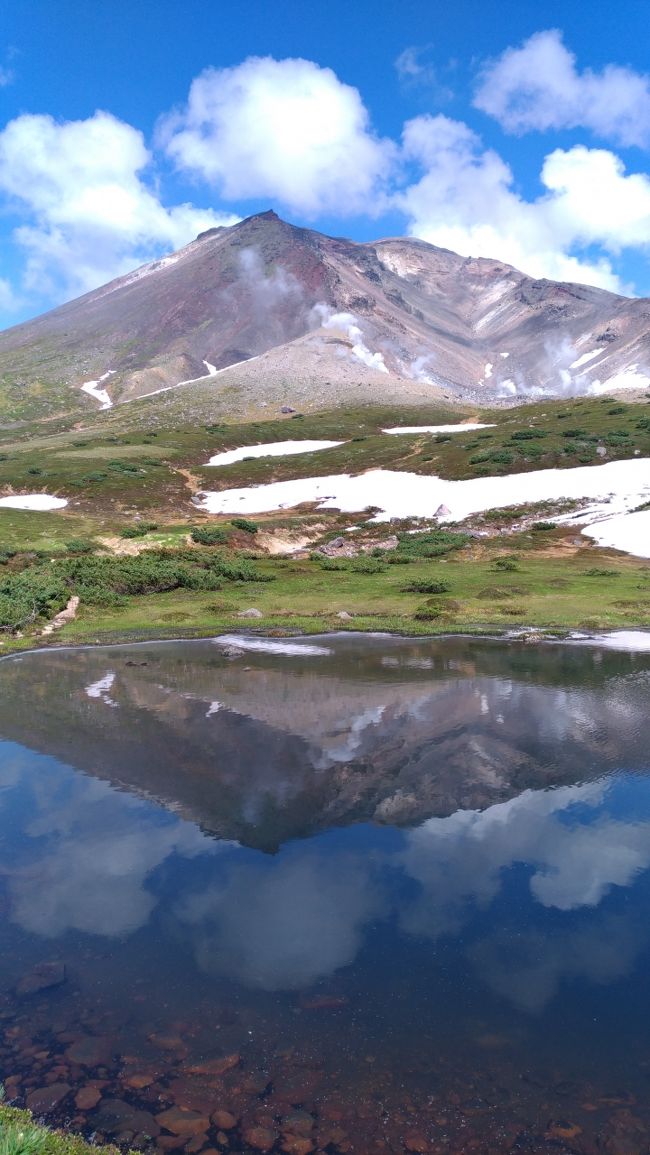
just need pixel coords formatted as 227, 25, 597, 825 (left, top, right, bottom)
396, 529, 470, 559
65, 539, 95, 554
231, 517, 258, 534
190, 526, 229, 545
400, 579, 451, 594
510, 429, 548, 440
120, 521, 158, 539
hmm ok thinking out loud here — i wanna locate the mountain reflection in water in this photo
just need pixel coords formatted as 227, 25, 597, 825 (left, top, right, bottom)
0, 634, 649, 1153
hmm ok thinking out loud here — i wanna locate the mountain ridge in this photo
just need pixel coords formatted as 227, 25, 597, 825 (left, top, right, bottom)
1, 210, 649, 414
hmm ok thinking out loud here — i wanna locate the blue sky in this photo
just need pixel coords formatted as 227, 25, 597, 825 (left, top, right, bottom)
2, 0, 650, 328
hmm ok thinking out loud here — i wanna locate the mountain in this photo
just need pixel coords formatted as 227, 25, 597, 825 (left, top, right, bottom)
1, 209, 650, 413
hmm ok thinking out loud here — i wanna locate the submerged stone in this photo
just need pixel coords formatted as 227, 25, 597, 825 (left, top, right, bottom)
16, 961, 66, 996
26, 1083, 71, 1113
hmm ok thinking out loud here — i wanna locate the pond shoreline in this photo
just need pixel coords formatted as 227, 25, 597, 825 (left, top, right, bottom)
3, 622, 650, 663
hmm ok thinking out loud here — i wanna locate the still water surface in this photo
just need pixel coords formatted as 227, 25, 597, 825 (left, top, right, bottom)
1, 634, 649, 1153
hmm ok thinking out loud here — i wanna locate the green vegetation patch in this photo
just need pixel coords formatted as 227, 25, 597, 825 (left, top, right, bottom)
0, 1104, 125, 1155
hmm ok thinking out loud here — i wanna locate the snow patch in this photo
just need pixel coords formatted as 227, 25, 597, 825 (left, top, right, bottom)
202, 359, 218, 376
568, 630, 650, 652
213, 635, 331, 656
0, 494, 68, 511
81, 370, 115, 410
484, 362, 493, 379
195, 459, 650, 558
591, 366, 650, 394
569, 348, 605, 370
580, 509, 650, 558
205, 440, 344, 467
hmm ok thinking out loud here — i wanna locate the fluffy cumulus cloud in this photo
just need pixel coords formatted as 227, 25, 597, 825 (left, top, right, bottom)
396, 113, 650, 289
474, 29, 650, 148
0, 110, 237, 301
159, 56, 394, 215
3, 41, 650, 320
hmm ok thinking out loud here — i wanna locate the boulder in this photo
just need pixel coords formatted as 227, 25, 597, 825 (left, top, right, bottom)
16, 961, 66, 996
26, 1083, 71, 1113
237, 608, 263, 619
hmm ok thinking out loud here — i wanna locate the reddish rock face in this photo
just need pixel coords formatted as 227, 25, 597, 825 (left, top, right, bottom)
2, 209, 646, 413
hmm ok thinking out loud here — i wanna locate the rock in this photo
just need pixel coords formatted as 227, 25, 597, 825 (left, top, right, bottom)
281, 1110, 314, 1136
124, 1071, 155, 1090
26, 1083, 71, 1113
148, 1032, 188, 1054
281, 406, 296, 414
370, 535, 399, 551
237, 608, 263, 619
281, 1139, 314, 1155
336, 611, 353, 620
75, 1085, 102, 1111
186, 1135, 210, 1153
597, 446, 608, 457
242, 1127, 278, 1152
435, 504, 451, 517
212, 1110, 238, 1130
156, 1108, 212, 1137
404, 1133, 430, 1153
329, 537, 345, 549
184, 1053, 240, 1077
41, 595, 80, 636
545, 1122, 582, 1141
65, 1035, 114, 1067
93, 1098, 160, 1137
16, 961, 66, 996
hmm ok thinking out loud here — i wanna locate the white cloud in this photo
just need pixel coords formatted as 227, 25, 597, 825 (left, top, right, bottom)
475, 29, 650, 148
0, 110, 237, 301
176, 852, 382, 990
396, 113, 650, 289
159, 56, 394, 215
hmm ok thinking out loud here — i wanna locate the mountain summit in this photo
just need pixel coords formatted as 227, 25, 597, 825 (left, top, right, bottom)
1, 211, 649, 411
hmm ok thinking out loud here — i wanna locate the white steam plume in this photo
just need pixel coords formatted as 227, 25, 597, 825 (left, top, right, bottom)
311, 303, 389, 373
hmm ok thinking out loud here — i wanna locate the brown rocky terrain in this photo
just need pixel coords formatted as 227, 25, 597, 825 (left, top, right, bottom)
1, 211, 650, 412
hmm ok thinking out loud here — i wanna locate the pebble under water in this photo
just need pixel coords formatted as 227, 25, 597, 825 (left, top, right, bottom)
0, 633, 649, 1155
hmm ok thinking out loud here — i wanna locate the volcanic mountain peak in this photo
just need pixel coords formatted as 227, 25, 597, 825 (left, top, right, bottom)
1, 211, 649, 415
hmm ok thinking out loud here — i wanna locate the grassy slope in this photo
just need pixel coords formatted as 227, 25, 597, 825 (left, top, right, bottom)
0, 1104, 127, 1155
0, 394, 649, 651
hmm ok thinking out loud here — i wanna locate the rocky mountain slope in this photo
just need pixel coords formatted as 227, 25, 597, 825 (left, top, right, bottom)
1, 210, 650, 413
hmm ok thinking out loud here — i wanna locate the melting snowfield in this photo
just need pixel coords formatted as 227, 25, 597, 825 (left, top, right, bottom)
80, 370, 115, 410
580, 508, 650, 557
195, 459, 650, 556
568, 629, 650, 651
383, 424, 496, 435
205, 440, 344, 467
0, 494, 68, 511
